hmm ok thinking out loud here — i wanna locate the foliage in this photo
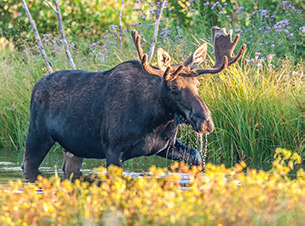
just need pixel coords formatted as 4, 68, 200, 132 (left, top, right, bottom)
0, 0, 136, 48
0, 35, 304, 165
201, 59, 304, 164
0, 10, 305, 165
0, 149, 304, 225
0, 0, 304, 164
0, 1, 304, 224
2, 1, 304, 61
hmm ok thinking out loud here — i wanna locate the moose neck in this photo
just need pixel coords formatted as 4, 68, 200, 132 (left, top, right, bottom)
133, 74, 176, 130
159, 80, 180, 119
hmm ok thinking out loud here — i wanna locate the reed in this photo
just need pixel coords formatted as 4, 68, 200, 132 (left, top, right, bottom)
0, 15, 304, 165
200, 60, 304, 166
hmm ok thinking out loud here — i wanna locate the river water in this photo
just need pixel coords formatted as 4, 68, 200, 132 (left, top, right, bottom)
0, 148, 174, 185
1, 148, 303, 185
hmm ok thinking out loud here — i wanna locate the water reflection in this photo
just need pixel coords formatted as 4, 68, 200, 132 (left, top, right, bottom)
0, 148, 173, 185
1, 148, 303, 185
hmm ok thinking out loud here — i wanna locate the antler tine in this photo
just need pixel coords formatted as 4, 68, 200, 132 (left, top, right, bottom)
163, 65, 184, 82
141, 54, 164, 76
196, 27, 246, 76
163, 66, 172, 81
228, 43, 246, 65
131, 29, 164, 76
212, 26, 247, 67
131, 29, 144, 60
172, 65, 184, 77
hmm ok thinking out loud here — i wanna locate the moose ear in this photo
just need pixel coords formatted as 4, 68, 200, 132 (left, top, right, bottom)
183, 43, 207, 70
157, 48, 171, 71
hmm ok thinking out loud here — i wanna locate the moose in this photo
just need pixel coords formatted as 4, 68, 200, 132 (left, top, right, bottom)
22, 27, 246, 180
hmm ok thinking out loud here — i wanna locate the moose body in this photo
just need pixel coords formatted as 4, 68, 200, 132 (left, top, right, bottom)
22, 27, 245, 180
23, 61, 205, 180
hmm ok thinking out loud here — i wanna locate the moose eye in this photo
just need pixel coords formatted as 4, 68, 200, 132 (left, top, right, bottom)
172, 86, 178, 91
170, 86, 180, 95
170, 86, 179, 93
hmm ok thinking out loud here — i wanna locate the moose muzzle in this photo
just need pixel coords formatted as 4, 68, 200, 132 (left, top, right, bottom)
191, 114, 215, 134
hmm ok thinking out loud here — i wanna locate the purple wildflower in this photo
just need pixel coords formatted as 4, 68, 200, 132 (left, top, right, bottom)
211, 2, 220, 10
281, 1, 291, 9
274, 19, 290, 30
90, 43, 97, 48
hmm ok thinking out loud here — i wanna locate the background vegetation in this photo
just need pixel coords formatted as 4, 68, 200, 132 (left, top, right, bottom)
0, 1, 304, 224
0, 0, 304, 167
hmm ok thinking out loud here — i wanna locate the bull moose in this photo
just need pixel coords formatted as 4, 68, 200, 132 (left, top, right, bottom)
22, 27, 246, 180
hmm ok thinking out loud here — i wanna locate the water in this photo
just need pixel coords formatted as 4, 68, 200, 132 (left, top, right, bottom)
0, 148, 174, 185
1, 148, 303, 185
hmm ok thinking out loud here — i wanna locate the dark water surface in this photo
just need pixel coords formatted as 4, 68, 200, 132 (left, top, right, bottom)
0, 148, 174, 185
1, 148, 303, 185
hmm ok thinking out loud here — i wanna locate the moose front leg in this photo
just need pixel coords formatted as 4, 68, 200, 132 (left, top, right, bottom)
156, 140, 202, 166
62, 150, 84, 180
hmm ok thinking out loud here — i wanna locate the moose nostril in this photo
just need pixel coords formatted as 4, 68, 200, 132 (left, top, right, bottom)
206, 116, 212, 122
207, 118, 215, 133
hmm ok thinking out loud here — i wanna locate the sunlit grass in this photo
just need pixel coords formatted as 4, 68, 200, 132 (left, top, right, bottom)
0, 34, 304, 165
199, 59, 304, 165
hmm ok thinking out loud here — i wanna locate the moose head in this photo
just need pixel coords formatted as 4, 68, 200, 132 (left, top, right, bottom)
131, 27, 246, 134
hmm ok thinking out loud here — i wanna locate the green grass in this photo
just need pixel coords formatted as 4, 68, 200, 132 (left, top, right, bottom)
0, 36, 303, 167
0, 0, 304, 166
201, 60, 304, 165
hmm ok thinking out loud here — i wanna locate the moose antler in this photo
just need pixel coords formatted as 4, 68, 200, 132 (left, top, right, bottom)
196, 26, 246, 75
131, 29, 144, 61
212, 26, 246, 67
163, 65, 184, 82
131, 29, 165, 76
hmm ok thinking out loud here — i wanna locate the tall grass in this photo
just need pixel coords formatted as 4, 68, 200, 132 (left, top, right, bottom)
0, 0, 304, 166
0, 36, 303, 166
201, 60, 304, 165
